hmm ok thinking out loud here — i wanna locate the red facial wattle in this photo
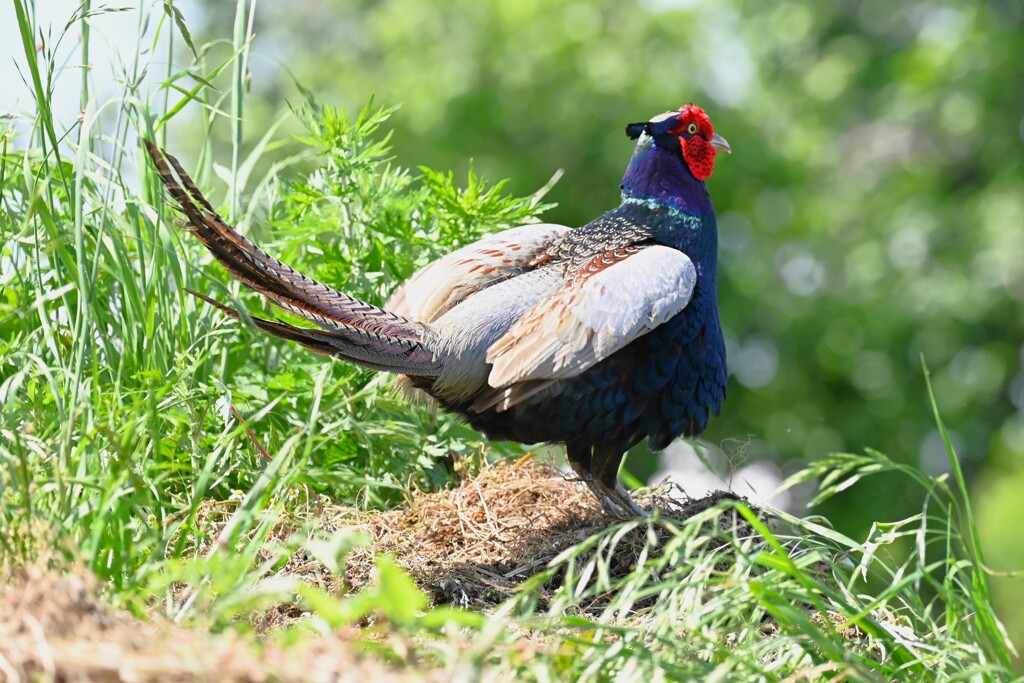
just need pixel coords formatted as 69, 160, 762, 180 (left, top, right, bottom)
664, 105, 718, 181
680, 135, 716, 181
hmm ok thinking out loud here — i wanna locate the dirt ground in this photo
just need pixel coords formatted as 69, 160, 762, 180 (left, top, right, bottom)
0, 461, 745, 682
0, 569, 431, 682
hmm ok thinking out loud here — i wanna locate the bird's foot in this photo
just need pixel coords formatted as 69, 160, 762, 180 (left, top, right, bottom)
568, 461, 648, 518
597, 480, 650, 519
595, 489, 633, 518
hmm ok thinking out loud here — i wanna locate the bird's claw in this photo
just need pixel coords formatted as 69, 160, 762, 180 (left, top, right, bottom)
568, 461, 648, 518
597, 480, 649, 519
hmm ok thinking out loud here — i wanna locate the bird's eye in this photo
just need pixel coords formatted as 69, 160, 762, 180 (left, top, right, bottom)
686, 123, 699, 135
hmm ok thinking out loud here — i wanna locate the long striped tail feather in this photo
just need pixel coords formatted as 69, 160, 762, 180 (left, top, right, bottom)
185, 289, 439, 374
146, 140, 440, 376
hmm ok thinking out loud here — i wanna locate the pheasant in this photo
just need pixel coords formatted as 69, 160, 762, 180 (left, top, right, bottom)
145, 103, 730, 518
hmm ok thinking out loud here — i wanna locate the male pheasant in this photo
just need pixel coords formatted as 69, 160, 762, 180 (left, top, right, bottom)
145, 103, 731, 517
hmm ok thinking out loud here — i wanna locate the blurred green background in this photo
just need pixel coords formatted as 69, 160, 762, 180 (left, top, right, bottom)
14, 0, 1023, 651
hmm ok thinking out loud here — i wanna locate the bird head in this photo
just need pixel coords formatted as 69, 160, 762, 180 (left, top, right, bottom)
625, 104, 731, 181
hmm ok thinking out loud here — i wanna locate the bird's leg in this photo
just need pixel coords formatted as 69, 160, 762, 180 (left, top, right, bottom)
567, 442, 630, 518
592, 444, 649, 518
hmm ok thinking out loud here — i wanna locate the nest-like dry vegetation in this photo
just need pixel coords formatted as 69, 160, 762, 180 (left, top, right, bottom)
325, 460, 612, 606
248, 460, 752, 626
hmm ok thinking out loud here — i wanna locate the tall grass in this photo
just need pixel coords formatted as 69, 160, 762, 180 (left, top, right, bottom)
0, 1, 1017, 680
0, 0, 548, 585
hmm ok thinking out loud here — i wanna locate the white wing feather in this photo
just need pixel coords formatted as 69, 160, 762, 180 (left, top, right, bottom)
486, 246, 697, 388
386, 223, 569, 323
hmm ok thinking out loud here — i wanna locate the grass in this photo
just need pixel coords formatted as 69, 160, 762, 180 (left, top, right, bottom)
0, 1, 1018, 680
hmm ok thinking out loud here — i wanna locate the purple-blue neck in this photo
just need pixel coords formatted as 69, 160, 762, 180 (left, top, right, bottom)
618, 139, 719, 282
619, 141, 714, 218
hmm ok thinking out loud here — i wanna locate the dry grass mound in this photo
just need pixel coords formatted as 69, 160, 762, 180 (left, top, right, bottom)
261, 459, 749, 626
355, 461, 747, 606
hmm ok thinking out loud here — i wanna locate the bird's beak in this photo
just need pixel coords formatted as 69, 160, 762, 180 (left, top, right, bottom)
710, 133, 732, 154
